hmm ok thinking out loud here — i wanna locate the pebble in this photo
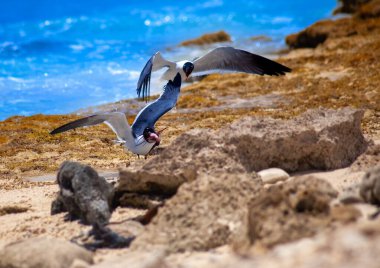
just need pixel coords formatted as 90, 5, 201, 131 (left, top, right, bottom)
258, 168, 290, 184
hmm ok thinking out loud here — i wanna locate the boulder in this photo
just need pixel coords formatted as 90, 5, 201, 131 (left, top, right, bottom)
131, 172, 262, 253
247, 176, 361, 249
117, 108, 367, 195
0, 237, 93, 268
224, 108, 367, 172
247, 176, 338, 248
117, 129, 246, 195
51, 161, 114, 226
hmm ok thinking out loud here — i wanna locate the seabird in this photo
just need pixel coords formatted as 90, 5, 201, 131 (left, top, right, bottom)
50, 73, 182, 157
136, 46, 291, 100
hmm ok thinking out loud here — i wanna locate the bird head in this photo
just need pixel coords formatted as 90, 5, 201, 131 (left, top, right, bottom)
143, 127, 160, 145
182, 62, 194, 78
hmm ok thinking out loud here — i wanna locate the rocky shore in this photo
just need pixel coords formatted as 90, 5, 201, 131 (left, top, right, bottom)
0, 0, 380, 267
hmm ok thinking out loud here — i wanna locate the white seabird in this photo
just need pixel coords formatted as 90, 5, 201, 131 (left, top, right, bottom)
136, 46, 291, 100
50, 73, 182, 157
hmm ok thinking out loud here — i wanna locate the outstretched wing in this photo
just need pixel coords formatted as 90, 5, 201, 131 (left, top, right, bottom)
192, 47, 291, 77
132, 73, 182, 136
136, 52, 175, 101
50, 112, 133, 142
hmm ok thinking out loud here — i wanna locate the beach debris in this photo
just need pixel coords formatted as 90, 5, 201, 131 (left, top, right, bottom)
130, 172, 262, 253
0, 237, 93, 268
360, 166, 380, 205
258, 168, 290, 184
117, 108, 367, 196
0, 205, 29, 216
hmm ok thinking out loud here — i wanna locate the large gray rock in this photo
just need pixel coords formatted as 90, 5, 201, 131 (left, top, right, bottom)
0, 237, 93, 268
131, 172, 262, 253
51, 161, 114, 226
117, 108, 367, 195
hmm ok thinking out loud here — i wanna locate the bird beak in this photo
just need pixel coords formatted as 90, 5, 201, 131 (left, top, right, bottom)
148, 133, 160, 145
157, 127, 168, 135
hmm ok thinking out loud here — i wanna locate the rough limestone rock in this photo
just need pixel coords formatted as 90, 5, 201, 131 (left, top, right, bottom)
131, 172, 262, 253
226, 108, 367, 172
51, 161, 114, 226
117, 108, 367, 196
360, 166, 380, 204
117, 129, 246, 195
167, 221, 380, 268
0, 237, 93, 268
248, 176, 339, 248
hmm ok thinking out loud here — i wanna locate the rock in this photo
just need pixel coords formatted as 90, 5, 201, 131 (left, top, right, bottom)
131, 172, 262, 253
51, 161, 114, 226
360, 166, 380, 204
334, 0, 371, 14
69, 259, 91, 268
117, 129, 246, 195
0, 237, 93, 268
340, 182, 364, 204
351, 143, 380, 172
92, 251, 166, 268
180, 31, 231, 46
286, 21, 329, 48
285, 16, 377, 48
358, 0, 380, 18
224, 108, 367, 172
258, 168, 290, 184
247, 176, 339, 248
117, 108, 367, 197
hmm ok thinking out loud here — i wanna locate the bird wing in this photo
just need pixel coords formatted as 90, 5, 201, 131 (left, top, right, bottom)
192, 47, 291, 77
50, 112, 133, 142
132, 73, 182, 136
136, 51, 175, 101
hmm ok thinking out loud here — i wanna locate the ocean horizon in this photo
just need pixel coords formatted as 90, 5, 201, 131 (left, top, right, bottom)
0, 0, 337, 120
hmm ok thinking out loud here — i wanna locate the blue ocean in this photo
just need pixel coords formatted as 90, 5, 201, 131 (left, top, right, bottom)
0, 0, 336, 120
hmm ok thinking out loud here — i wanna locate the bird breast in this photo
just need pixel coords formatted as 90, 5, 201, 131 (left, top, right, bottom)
161, 62, 187, 81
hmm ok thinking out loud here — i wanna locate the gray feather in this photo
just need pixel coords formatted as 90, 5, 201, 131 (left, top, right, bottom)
192, 47, 291, 77
132, 73, 182, 136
